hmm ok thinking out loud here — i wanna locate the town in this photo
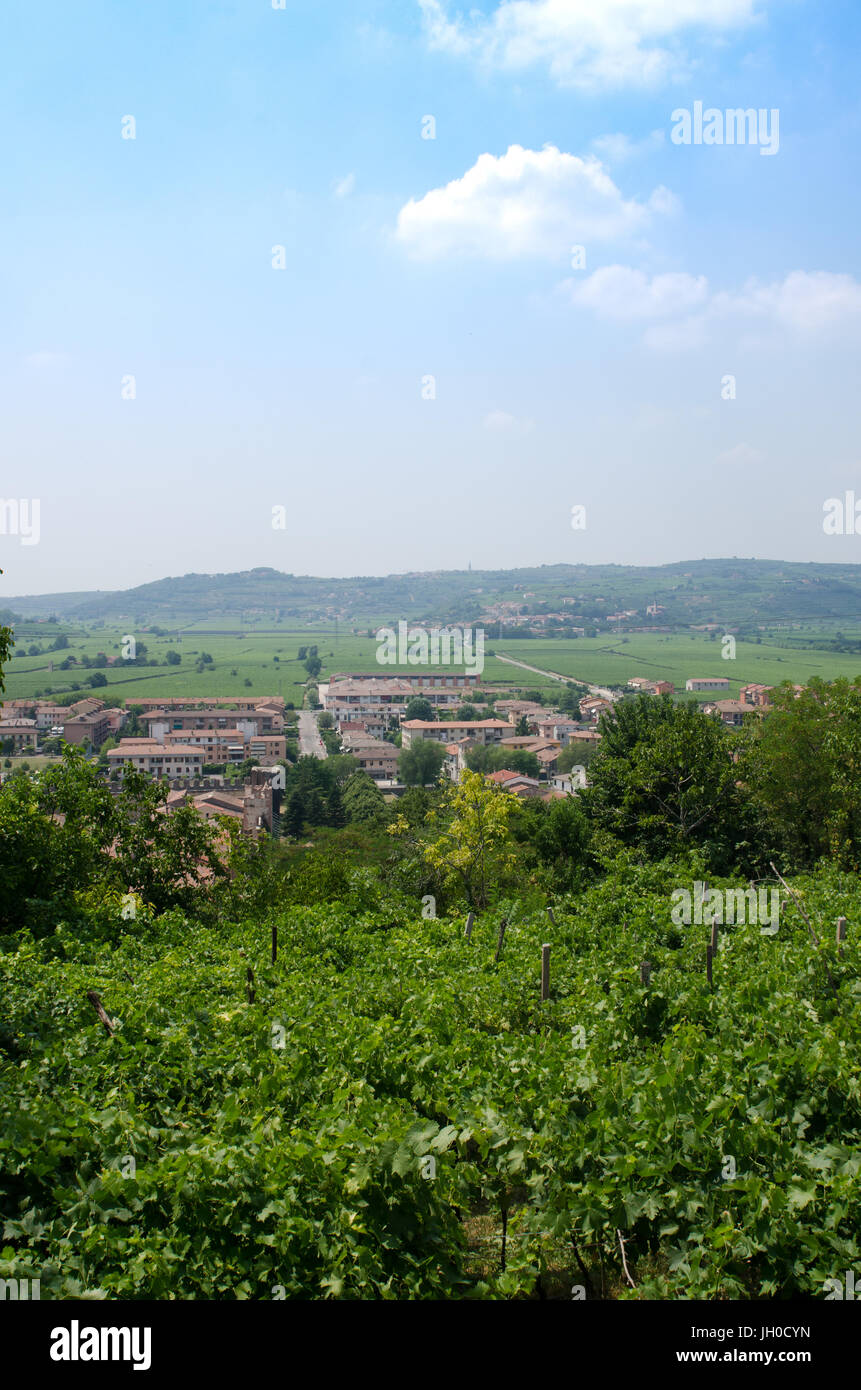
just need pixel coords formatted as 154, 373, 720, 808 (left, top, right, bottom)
0, 669, 783, 836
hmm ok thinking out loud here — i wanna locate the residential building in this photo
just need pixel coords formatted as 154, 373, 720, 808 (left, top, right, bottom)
136, 696, 285, 714
66, 697, 106, 718
350, 741, 399, 781
162, 729, 286, 764
579, 696, 611, 722
535, 718, 584, 744
400, 718, 511, 749
739, 684, 773, 707
328, 671, 479, 690
107, 739, 206, 779
336, 715, 386, 739
495, 700, 546, 724
63, 708, 112, 748
322, 676, 468, 724
34, 703, 62, 731
534, 746, 560, 775
486, 769, 543, 797
706, 699, 752, 727
0, 718, 38, 752
142, 707, 282, 740
627, 679, 675, 696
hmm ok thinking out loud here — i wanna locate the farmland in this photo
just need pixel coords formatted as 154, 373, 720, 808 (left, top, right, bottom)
5, 621, 861, 706
492, 634, 861, 695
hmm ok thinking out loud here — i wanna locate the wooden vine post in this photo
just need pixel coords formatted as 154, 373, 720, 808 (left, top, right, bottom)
86, 990, 116, 1036
246, 968, 255, 1004
706, 943, 714, 990
271, 923, 277, 965
541, 944, 551, 1002
639, 960, 651, 986
465, 911, 474, 941
546, 907, 556, 927
494, 918, 507, 964
836, 916, 847, 957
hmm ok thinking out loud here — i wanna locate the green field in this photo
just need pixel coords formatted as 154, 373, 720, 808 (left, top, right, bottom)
5, 621, 861, 707
491, 634, 861, 695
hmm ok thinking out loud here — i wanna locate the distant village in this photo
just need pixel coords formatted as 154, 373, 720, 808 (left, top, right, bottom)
0, 664, 782, 838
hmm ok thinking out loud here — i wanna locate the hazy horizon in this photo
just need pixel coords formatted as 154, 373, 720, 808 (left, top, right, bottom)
6, 551, 861, 604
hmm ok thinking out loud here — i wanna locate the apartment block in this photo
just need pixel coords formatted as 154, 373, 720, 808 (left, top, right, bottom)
400, 718, 511, 749
329, 671, 479, 690
62, 709, 113, 748
107, 739, 206, 778
0, 718, 39, 752
136, 696, 285, 714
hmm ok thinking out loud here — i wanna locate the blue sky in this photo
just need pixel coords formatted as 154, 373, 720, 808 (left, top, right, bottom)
2, 0, 861, 594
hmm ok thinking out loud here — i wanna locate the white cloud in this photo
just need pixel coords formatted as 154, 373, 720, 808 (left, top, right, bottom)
395, 145, 675, 260
565, 267, 861, 347
419, 0, 761, 89
713, 271, 861, 331
565, 264, 709, 319
484, 410, 535, 433
333, 173, 356, 198
592, 129, 665, 164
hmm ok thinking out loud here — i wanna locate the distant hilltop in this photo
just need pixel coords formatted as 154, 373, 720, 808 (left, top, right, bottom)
5, 558, 861, 628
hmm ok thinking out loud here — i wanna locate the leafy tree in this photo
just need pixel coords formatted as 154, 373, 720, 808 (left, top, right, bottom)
466, 745, 539, 779
457, 704, 479, 721
399, 738, 447, 787
515, 795, 593, 891
514, 715, 530, 736
326, 783, 346, 828
165, 650, 181, 665
112, 768, 225, 914
393, 768, 518, 910
318, 712, 334, 730
743, 677, 861, 870
86, 672, 108, 688
342, 771, 386, 825
0, 605, 14, 690
123, 704, 145, 738
557, 742, 598, 775
584, 693, 751, 870
404, 696, 434, 723
283, 790, 305, 837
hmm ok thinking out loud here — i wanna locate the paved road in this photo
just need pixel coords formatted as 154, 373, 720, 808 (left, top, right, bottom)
297, 710, 328, 759
495, 653, 617, 702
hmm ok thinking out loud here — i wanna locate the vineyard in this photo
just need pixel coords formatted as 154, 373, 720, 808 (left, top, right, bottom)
2, 860, 859, 1300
